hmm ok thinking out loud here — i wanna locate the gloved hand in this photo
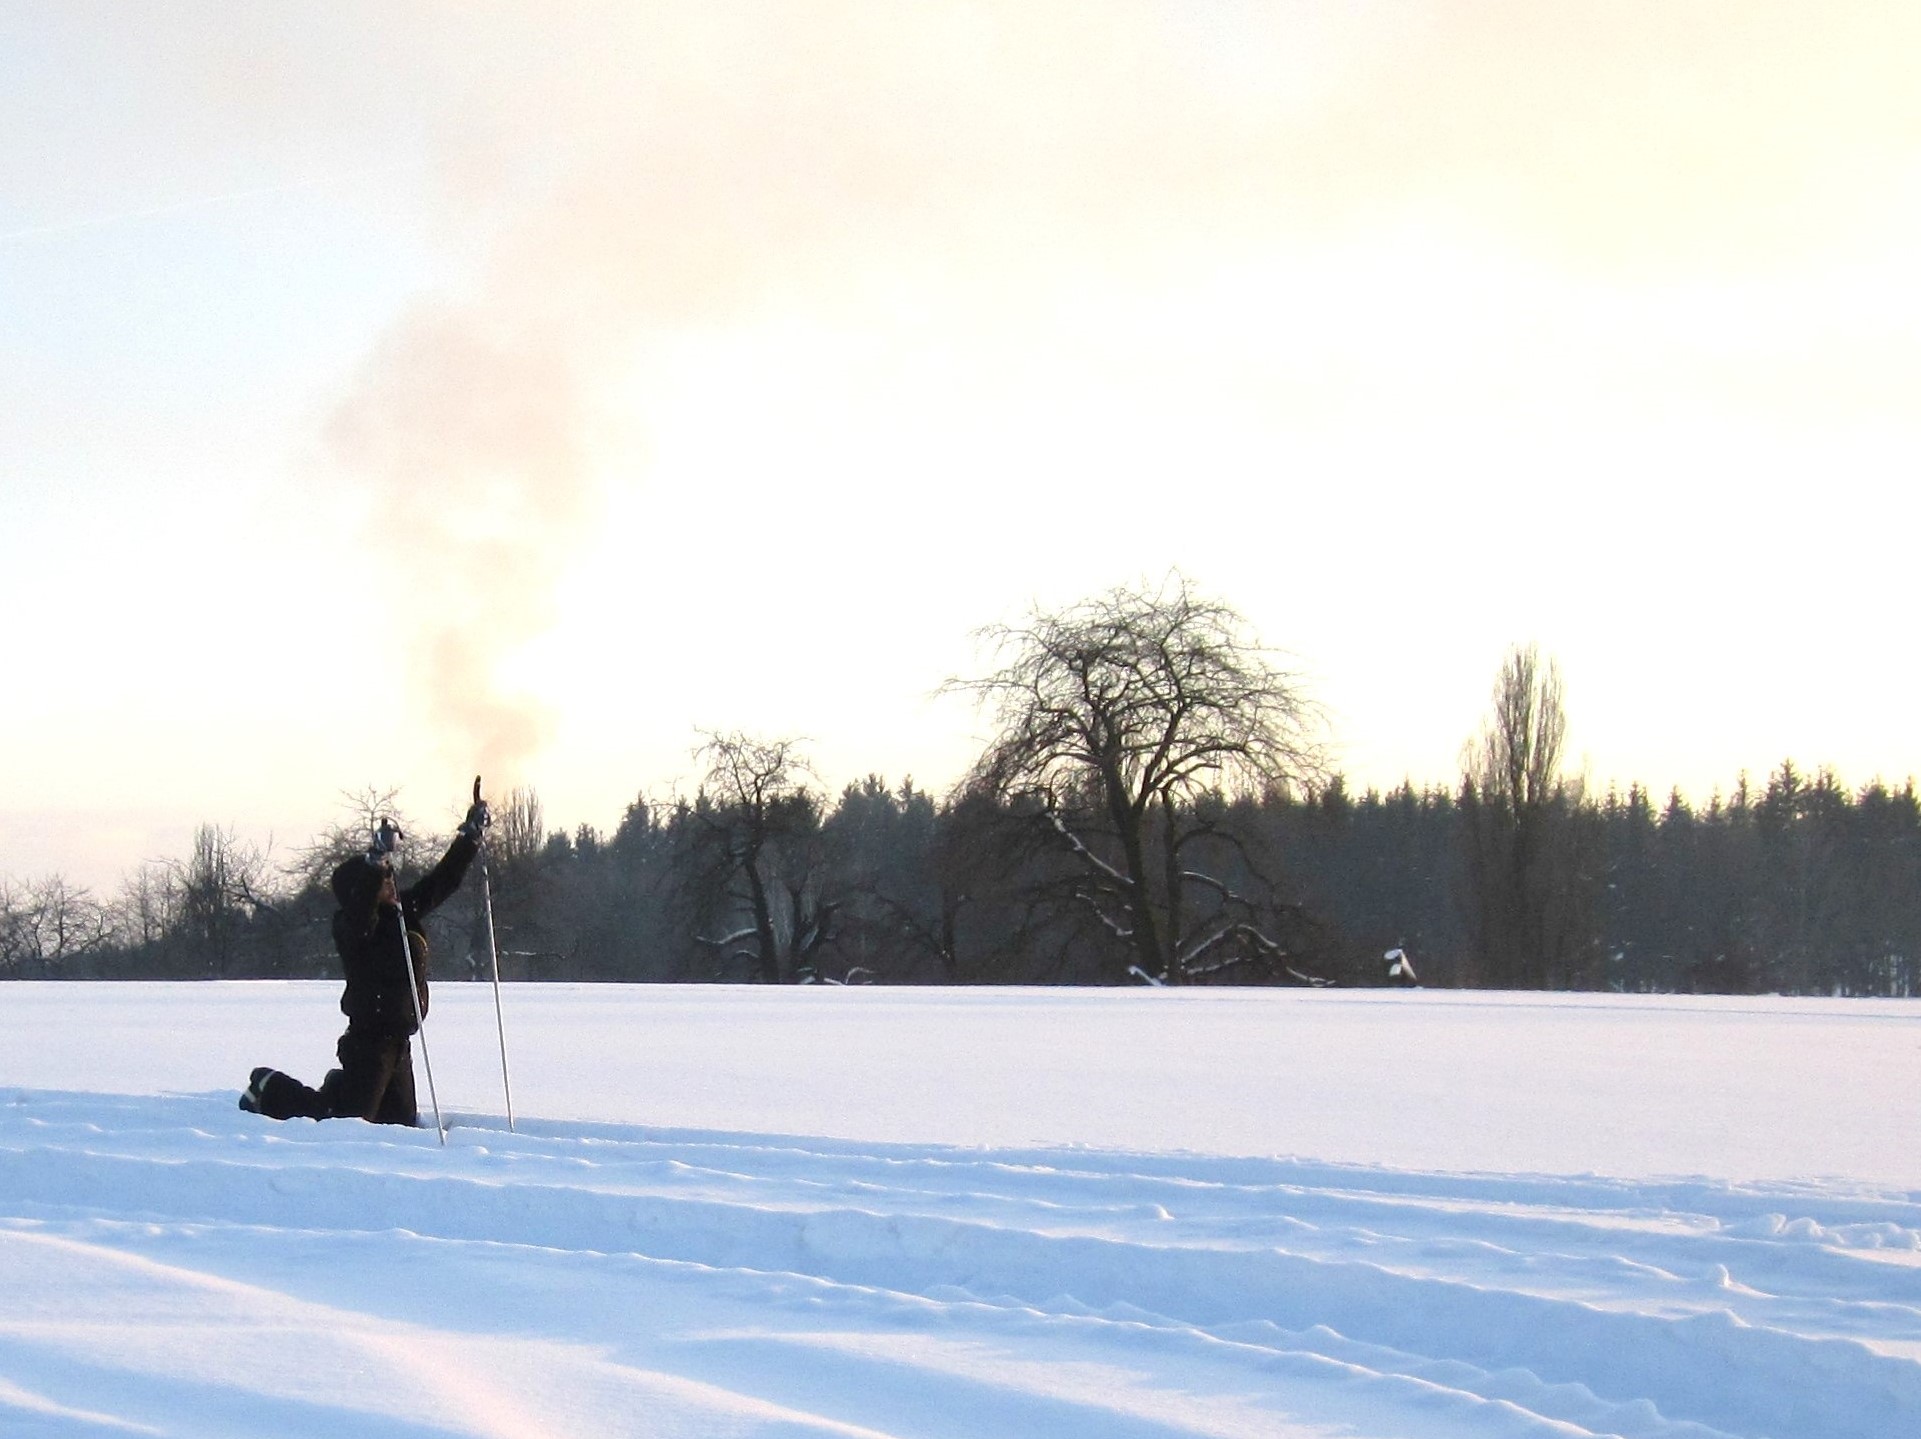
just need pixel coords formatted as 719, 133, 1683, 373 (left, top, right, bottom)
458, 798, 491, 841
367, 818, 403, 863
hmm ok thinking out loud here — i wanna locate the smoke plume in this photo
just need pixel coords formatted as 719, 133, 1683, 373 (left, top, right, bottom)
323, 1, 1918, 781
328, 307, 590, 781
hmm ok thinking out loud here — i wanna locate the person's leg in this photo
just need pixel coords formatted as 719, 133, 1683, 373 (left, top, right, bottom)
248, 1067, 330, 1121
327, 1028, 402, 1122
372, 1039, 419, 1127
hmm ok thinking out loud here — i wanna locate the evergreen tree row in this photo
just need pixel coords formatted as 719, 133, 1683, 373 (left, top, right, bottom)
4, 759, 1916, 996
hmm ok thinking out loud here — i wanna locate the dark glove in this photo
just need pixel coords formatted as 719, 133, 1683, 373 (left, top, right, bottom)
367, 818, 403, 863
458, 799, 491, 841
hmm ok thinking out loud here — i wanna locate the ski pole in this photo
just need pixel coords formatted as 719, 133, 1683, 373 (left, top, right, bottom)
399, 901, 447, 1146
474, 776, 518, 1121
481, 852, 516, 1132
473, 776, 516, 1132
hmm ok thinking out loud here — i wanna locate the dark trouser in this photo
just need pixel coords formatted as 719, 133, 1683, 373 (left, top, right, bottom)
255, 1027, 418, 1126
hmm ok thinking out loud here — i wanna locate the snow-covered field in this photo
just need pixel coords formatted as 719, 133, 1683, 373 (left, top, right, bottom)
1, 984, 1917, 1438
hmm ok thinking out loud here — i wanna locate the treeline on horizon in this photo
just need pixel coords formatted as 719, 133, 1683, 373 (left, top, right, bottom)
4, 577, 1917, 997
3, 761, 1917, 996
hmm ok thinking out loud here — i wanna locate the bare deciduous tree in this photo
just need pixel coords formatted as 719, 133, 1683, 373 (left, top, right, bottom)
950, 574, 1327, 984
477, 784, 577, 980
114, 863, 178, 951
171, 824, 276, 977
1461, 644, 1599, 988
491, 786, 546, 870
690, 732, 838, 983
0, 875, 115, 977
290, 787, 423, 895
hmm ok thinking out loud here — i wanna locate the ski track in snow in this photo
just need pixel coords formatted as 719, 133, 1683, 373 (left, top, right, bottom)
1, 1090, 1917, 1438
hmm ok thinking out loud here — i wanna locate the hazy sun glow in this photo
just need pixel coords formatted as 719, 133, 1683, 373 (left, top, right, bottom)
3, 1, 1918, 888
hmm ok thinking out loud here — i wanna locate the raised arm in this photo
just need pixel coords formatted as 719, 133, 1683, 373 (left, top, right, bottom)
401, 787, 492, 920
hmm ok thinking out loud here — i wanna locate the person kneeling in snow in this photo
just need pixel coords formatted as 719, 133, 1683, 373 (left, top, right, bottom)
241, 792, 490, 1125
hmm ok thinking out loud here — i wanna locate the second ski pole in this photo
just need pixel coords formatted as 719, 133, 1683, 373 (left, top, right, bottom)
474, 776, 516, 1132
396, 879, 447, 1146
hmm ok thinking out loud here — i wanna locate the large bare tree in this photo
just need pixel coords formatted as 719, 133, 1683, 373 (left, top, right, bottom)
952, 575, 1326, 984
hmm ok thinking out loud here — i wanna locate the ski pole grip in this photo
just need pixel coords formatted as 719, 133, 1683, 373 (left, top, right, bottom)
460, 775, 492, 844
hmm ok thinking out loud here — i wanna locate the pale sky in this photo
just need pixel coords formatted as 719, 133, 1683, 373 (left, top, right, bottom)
4, 2, 1919, 892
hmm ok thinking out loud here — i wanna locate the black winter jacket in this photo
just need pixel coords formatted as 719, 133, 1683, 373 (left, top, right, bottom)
330, 834, 478, 1036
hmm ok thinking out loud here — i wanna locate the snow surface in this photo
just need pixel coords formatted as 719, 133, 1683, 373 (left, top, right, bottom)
1, 982, 1917, 1438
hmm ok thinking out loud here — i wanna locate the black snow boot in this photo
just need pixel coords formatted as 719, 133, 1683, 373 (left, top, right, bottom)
238, 1067, 274, 1114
